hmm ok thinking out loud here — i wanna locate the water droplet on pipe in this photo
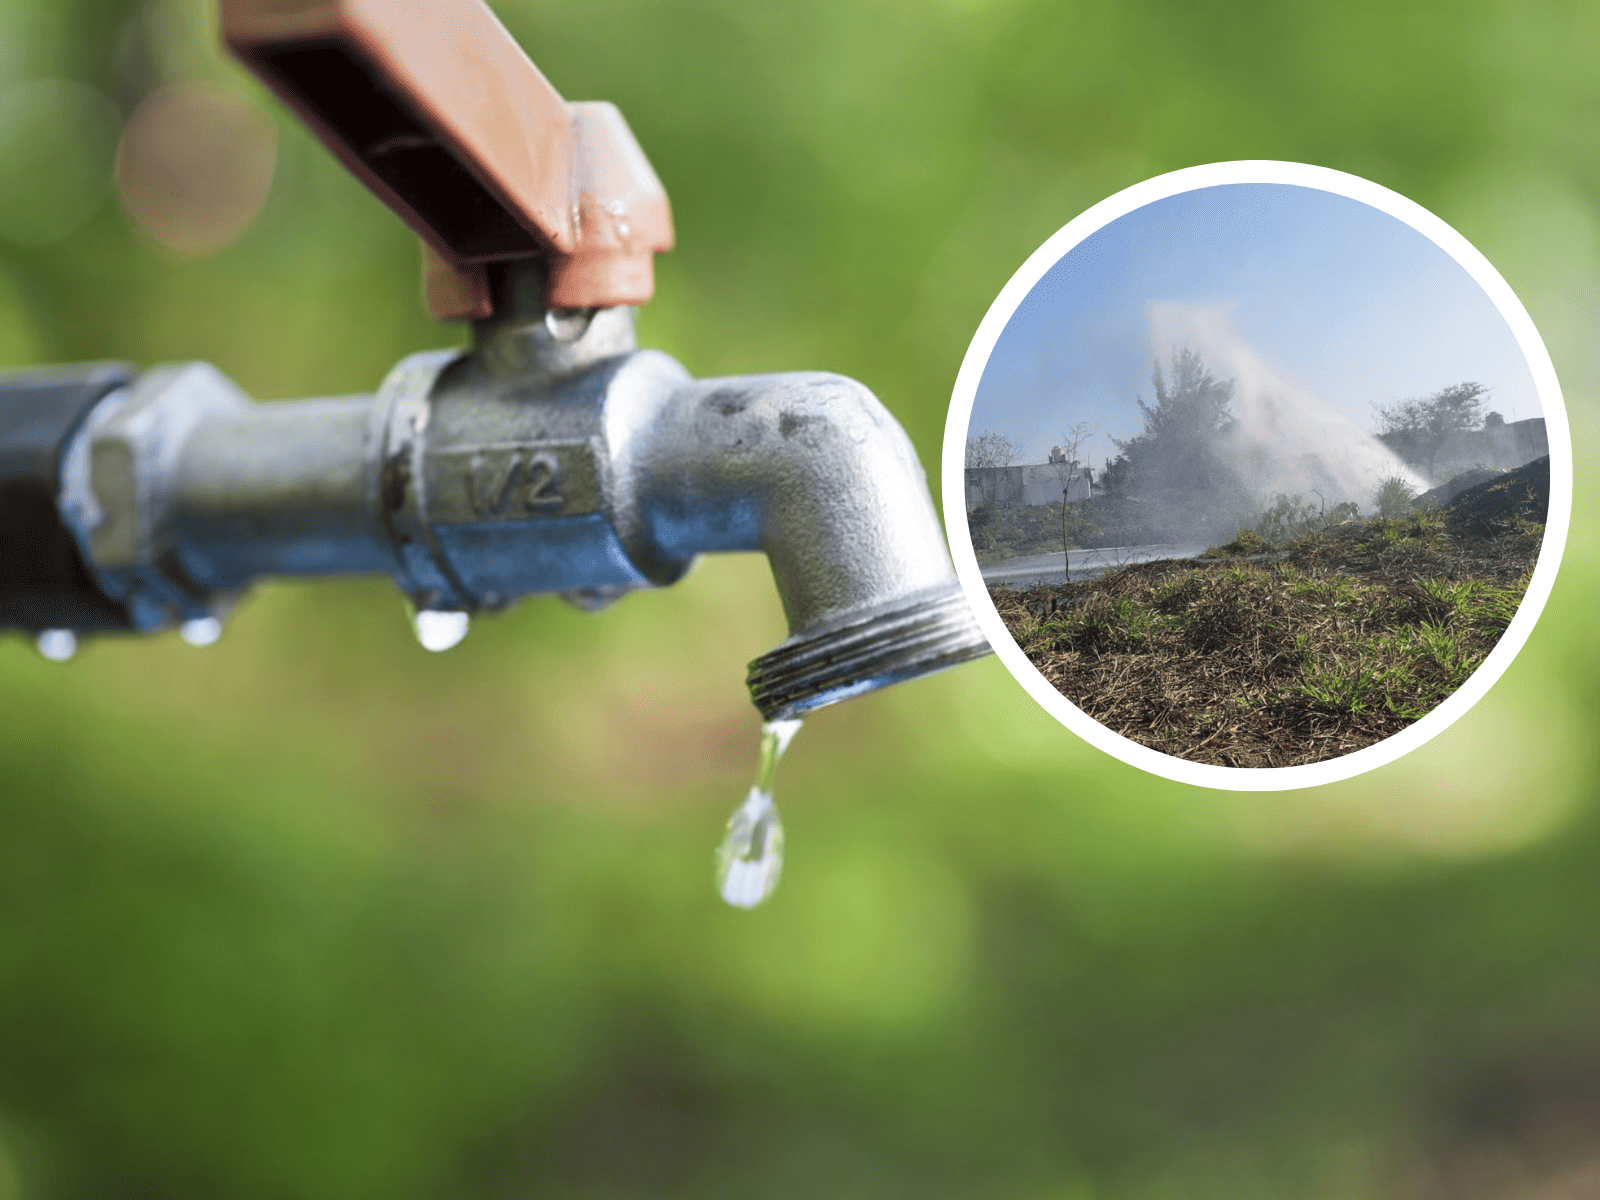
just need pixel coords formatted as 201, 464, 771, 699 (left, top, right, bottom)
413, 609, 469, 652
35, 629, 77, 661
543, 306, 594, 343
179, 617, 222, 646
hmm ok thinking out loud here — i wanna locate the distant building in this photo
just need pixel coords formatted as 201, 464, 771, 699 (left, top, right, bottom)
1431, 414, 1547, 479
966, 455, 1093, 508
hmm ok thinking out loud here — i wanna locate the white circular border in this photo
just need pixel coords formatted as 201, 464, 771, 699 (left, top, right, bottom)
942, 160, 1573, 792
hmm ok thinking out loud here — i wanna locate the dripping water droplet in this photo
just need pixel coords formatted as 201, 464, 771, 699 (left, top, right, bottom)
35, 629, 77, 662
716, 718, 801, 909
180, 616, 222, 646
414, 609, 469, 652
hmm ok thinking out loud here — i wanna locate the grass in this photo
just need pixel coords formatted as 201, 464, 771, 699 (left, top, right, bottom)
990, 500, 1543, 768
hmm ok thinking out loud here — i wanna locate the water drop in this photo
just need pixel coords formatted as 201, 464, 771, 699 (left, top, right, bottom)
35, 629, 77, 662
414, 609, 469, 652
179, 616, 221, 646
716, 718, 802, 909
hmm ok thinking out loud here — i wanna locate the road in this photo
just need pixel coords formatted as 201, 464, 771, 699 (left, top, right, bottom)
979, 543, 1212, 588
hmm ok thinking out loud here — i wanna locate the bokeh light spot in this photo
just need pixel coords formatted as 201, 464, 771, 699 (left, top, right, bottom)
115, 85, 276, 259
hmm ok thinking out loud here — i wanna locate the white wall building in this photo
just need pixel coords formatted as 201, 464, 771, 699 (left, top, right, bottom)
965, 454, 1093, 509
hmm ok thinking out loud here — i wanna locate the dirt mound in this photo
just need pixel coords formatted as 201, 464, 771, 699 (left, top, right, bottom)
1417, 468, 1501, 510
1442, 456, 1549, 539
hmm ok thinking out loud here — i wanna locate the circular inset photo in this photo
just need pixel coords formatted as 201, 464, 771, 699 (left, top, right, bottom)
944, 162, 1570, 790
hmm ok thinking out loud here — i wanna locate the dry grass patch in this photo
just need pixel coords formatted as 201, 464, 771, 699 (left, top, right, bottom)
992, 506, 1542, 768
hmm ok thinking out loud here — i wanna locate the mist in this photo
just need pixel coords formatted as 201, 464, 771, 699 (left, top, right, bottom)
1147, 301, 1428, 509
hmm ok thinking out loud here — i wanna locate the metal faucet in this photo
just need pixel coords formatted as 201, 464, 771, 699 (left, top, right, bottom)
0, 0, 990, 721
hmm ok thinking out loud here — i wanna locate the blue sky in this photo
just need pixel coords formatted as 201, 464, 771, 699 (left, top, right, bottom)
971, 183, 1541, 470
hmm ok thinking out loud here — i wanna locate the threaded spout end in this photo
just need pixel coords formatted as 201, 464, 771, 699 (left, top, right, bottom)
746, 585, 992, 720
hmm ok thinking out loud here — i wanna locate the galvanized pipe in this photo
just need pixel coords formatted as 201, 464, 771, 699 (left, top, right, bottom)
616, 371, 957, 630
20, 281, 989, 714
609, 370, 989, 717
172, 395, 386, 587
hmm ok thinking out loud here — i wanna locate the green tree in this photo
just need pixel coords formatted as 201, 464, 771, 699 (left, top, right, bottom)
1373, 381, 1489, 479
1104, 346, 1238, 497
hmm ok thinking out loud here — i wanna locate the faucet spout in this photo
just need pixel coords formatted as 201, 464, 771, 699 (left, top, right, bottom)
610, 371, 992, 719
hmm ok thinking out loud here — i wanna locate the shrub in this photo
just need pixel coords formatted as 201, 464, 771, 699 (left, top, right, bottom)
1255, 494, 1359, 545
1372, 475, 1417, 520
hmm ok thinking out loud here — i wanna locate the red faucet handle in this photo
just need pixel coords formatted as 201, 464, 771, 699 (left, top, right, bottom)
220, 0, 673, 316
547, 102, 674, 310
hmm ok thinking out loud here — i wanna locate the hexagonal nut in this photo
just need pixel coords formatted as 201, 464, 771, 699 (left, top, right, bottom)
85, 362, 250, 601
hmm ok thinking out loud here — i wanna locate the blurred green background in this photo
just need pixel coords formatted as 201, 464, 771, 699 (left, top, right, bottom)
0, 1, 1596, 1196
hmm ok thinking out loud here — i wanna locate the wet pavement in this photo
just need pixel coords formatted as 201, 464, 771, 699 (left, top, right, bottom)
980, 543, 1211, 588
